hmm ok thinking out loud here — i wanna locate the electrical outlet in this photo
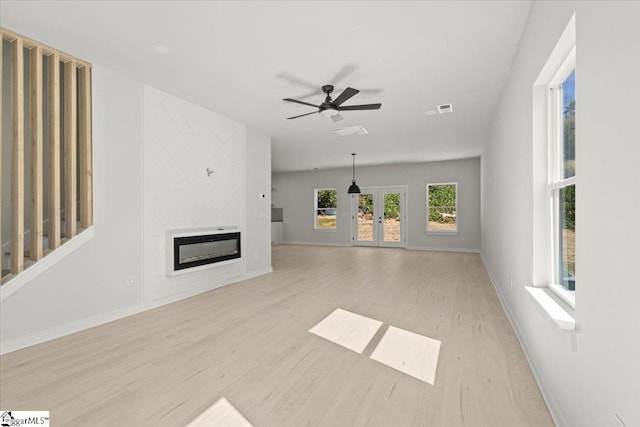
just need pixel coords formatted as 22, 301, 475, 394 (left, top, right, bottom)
125, 276, 134, 287
509, 277, 513, 290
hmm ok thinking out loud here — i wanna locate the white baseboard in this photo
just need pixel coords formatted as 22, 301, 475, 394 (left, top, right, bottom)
243, 266, 273, 280
406, 245, 480, 253
281, 241, 351, 247
0, 300, 149, 355
479, 252, 567, 427
0, 266, 272, 355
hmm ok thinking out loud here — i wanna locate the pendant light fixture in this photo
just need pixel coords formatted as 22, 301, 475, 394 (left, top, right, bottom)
347, 153, 361, 194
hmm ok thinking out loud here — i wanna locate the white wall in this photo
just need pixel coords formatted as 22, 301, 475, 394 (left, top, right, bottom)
142, 85, 247, 301
481, 2, 640, 427
0, 65, 145, 350
1, 66, 272, 354
272, 157, 480, 252
246, 128, 272, 275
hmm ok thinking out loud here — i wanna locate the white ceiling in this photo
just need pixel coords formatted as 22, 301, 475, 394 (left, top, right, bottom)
1, 1, 531, 172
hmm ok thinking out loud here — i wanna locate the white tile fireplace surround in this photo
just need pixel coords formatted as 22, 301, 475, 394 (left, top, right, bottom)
167, 227, 241, 276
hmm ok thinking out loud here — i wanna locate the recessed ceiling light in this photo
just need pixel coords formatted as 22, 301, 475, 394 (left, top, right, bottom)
425, 110, 437, 116
151, 43, 170, 55
333, 125, 369, 136
437, 104, 453, 114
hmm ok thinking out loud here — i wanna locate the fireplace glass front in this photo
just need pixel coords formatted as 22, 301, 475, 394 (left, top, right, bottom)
173, 232, 241, 271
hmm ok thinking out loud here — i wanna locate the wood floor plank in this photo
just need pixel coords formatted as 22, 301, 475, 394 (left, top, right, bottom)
0, 246, 554, 426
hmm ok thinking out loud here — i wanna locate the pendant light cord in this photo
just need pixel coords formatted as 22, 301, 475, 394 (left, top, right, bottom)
352, 153, 356, 182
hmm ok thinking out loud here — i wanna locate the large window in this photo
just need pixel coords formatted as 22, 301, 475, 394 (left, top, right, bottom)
426, 183, 457, 232
549, 60, 576, 293
314, 188, 337, 230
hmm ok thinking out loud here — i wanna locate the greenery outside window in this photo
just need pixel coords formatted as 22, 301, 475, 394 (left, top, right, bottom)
315, 188, 337, 230
427, 183, 457, 232
549, 58, 576, 293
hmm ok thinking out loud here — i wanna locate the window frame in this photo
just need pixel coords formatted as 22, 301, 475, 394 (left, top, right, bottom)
426, 182, 458, 234
314, 188, 338, 231
547, 47, 576, 307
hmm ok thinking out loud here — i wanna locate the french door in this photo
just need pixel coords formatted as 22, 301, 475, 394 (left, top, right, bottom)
352, 186, 406, 248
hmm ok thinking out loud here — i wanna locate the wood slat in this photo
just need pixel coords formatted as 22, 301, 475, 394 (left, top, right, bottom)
78, 66, 93, 228
48, 53, 61, 249
11, 38, 25, 274
64, 60, 77, 238
30, 46, 44, 261
0, 27, 92, 68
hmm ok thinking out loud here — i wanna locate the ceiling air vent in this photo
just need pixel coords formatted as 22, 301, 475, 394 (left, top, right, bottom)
437, 104, 453, 114
333, 125, 368, 136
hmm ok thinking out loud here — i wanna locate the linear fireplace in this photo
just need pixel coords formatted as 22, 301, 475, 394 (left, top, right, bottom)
168, 229, 241, 275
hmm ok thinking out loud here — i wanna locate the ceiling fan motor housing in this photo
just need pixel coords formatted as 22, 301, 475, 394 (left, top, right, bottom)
283, 84, 381, 120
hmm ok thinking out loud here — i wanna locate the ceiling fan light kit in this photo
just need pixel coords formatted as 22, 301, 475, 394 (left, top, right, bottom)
283, 84, 381, 121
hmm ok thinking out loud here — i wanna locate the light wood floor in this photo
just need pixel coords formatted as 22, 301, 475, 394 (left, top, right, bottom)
0, 245, 554, 426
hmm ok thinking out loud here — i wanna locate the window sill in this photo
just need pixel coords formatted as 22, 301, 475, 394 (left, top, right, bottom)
426, 230, 458, 235
549, 283, 575, 308
525, 286, 575, 332
314, 228, 337, 233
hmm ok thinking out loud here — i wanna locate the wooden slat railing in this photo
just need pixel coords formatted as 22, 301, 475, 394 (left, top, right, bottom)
31, 46, 44, 262
48, 53, 61, 250
64, 60, 77, 239
1, 28, 93, 282
11, 37, 25, 275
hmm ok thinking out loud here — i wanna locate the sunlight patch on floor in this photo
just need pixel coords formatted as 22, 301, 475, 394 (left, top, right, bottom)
308, 308, 383, 354
186, 397, 253, 427
369, 326, 441, 385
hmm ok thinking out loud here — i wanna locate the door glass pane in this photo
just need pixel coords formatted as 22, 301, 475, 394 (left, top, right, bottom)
558, 185, 576, 290
357, 194, 374, 242
383, 192, 401, 242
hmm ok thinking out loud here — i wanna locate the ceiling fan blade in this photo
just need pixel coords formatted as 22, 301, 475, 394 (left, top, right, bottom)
330, 64, 358, 86
283, 98, 320, 108
332, 87, 359, 106
331, 114, 344, 123
338, 103, 382, 111
287, 111, 318, 120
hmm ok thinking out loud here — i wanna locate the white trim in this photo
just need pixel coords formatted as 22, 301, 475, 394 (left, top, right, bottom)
0, 227, 95, 301
525, 286, 576, 331
549, 282, 576, 308
426, 231, 459, 236
480, 253, 568, 427
548, 176, 576, 192
406, 245, 478, 253
426, 182, 458, 233
549, 45, 576, 88
0, 266, 272, 355
313, 188, 337, 230
280, 241, 351, 247
243, 266, 273, 281
352, 186, 408, 248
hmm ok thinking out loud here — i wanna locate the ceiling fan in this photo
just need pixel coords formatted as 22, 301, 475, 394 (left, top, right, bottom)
283, 85, 381, 122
